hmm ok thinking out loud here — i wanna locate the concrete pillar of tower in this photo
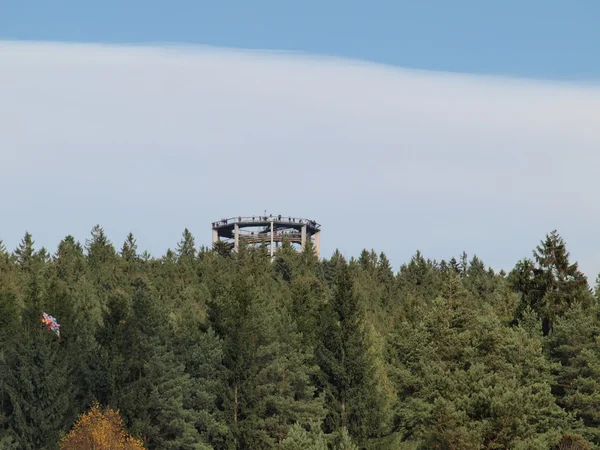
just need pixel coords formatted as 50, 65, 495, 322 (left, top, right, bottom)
314, 231, 321, 259
212, 229, 219, 246
301, 225, 307, 250
270, 220, 274, 261
234, 224, 240, 252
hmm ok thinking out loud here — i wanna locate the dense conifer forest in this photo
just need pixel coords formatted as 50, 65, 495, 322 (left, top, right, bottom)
1, 226, 599, 449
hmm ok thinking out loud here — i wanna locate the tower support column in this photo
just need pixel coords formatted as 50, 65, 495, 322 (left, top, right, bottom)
211, 216, 320, 259
301, 225, 307, 250
234, 224, 239, 252
270, 220, 274, 261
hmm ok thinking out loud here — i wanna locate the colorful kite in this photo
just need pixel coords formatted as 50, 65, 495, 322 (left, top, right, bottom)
41, 312, 61, 338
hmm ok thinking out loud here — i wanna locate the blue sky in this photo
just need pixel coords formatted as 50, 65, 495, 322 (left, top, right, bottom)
1, 3, 600, 277
1, 1, 599, 81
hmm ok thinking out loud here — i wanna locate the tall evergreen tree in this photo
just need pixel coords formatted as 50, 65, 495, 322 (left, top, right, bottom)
86, 226, 116, 270
15, 232, 35, 271
54, 236, 86, 286
121, 232, 139, 263
171, 295, 233, 449
546, 304, 600, 445
281, 421, 328, 450
509, 231, 593, 334
6, 224, 600, 449
109, 276, 206, 449
387, 283, 572, 449
177, 228, 197, 262
3, 330, 71, 449
242, 297, 325, 448
316, 261, 391, 445
85, 225, 118, 299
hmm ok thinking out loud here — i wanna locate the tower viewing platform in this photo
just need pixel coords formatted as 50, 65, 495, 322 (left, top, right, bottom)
211, 214, 321, 258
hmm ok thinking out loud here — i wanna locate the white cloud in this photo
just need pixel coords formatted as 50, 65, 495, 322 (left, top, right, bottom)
1, 40, 599, 277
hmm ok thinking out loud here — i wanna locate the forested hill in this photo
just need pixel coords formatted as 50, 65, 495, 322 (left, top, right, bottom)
1, 226, 599, 450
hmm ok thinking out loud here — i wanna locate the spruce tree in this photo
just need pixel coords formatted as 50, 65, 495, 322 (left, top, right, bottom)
86, 226, 116, 271
281, 422, 328, 450
388, 284, 571, 449
85, 225, 119, 301
209, 251, 324, 448
109, 276, 205, 449
3, 330, 71, 449
546, 304, 600, 445
177, 228, 197, 262
46, 273, 103, 423
509, 230, 593, 334
15, 232, 35, 271
397, 251, 442, 308
54, 236, 86, 286
243, 299, 325, 447
121, 232, 139, 263
316, 261, 390, 445
0, 290, 20, 443
171, 297, 233, 449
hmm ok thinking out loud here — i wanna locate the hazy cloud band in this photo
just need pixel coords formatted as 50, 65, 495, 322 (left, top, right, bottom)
1, 41, 599, 276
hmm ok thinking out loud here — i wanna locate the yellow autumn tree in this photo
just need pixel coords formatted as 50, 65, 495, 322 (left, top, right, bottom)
60, 402, 145, 450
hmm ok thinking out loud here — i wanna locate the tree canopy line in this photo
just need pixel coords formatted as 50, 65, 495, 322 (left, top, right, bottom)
1, 226, 599, 449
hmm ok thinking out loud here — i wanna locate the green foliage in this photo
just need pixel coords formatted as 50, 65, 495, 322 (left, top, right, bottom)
546, 304, 600, 446
509, 230, 593, 335
107, 277, 206, 449
316, 261, 393, 445
281, 422, 328, 450
14, 232, 35, 271
388, 283, 570, 449
3, 332, 72, 449
1, 227, 599, 449
334, 427, 360, 450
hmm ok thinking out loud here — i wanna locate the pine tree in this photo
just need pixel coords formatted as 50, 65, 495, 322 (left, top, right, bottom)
316, 262, 390, 445
171, 298, 233, 449
85, 225, 118, 297
243, 299, 325, 447
546, 304, 600, 445
0, 239, 12, 270
170, 229, 202, 310
397, 251, 442, 308
0, 290, 20, 354
54, 236, 86, 285
0, 290, 20, 443
86, 226, 116, 270
333, 428, 359, 450
509, 231, 593, 334
108, 276, 206, 449
283, 244, 326, 347
15, 232, 35, 271
273, 241, 298, 283
51, 274, 103, 422
281, 422, 328, 450
177, 229, 197, 262
357, 249, 377, 273
3, 331, 71, 449
387, 287, 571, 449
8, 223, 600, 450
208, 256, 324, 448
377, 252, 394, 285
121, 233, 139, 263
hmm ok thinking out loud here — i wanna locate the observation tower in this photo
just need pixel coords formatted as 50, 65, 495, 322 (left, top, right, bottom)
211, 214, 321, 258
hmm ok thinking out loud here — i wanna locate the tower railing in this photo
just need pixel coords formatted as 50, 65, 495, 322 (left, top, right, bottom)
211, 214, 321, 259
211, 216, 320, 229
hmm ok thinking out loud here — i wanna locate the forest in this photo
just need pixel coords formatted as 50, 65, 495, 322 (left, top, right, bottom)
0, 226, 599, 450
